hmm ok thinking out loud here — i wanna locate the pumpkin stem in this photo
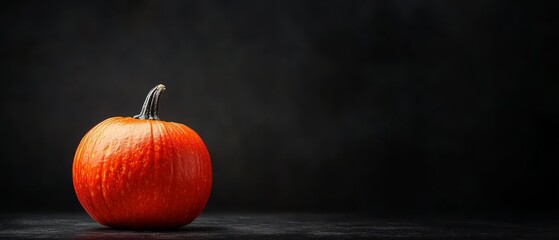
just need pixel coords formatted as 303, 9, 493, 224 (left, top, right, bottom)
134, 84, 166, 120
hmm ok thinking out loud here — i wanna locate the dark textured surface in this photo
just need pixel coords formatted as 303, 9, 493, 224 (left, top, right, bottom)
1, 213, 558, 239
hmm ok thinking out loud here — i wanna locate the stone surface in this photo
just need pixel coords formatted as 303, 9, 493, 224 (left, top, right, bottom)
0, 213, 558, 239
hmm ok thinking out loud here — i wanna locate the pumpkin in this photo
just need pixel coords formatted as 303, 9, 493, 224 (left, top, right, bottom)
72, 84, 212, 229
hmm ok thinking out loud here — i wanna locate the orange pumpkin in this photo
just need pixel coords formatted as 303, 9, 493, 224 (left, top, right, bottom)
72, 84, 212, 229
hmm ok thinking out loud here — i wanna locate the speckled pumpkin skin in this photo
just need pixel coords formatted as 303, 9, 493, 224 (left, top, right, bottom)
73, 117, 212, 229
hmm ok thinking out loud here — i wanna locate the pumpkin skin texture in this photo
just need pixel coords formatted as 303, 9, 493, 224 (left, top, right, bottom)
72, 85, 212, 229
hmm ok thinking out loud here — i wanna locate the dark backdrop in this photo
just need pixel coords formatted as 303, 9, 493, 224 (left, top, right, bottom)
1, 0, 558, 217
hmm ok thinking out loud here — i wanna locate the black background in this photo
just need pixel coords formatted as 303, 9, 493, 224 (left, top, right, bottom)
1, 0, 557, 217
